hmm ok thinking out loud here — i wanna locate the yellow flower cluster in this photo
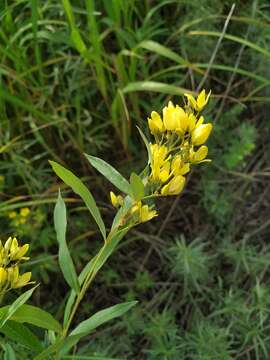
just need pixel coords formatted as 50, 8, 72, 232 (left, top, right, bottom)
0, 237, 33, 293
109, 90, 213, 227
148, 89, 212, 196
110, 192, 157, 223
8, 207, 30, 226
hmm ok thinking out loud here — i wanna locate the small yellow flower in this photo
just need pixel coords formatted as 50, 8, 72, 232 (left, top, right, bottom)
185, 89, 211, 112
131, 201, 157, 223
161, 175, 186, 196
150, 144, 170, 182
197, 89, 211, 111
140, 205, 157, 222
163, 101, 188, 133
190, 145, 209, 163
148, 111, 164, 134
8, 211, 17, 219
171, 156, 190, 176
13, 271, 32, 289
20, 207, 30, 217
0, 267, 7, 287
191, 123, 213, 146
110, 191, 123, 208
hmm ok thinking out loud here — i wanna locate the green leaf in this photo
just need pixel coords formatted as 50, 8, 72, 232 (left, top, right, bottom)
33, 339, 63, 360
1, 321, 43, 352
62, 355, 122, 359
138, 40, 187, 65
8, 304, 61, 333
62, 355, 121, 360
49, 161, 106, 240
2, 343, 16, 360
54, 189, 80, 293
130, 173, 145, 201
84, 154, 131, 195
71, 300, 137, 336
123, 81, 187, 96
60, 301, 138, 354
0, 285, 38, 328
137, 126, 152, 165
63, 257, 96, 326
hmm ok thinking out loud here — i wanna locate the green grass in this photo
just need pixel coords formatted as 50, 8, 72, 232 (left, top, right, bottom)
0, 0, 270, 358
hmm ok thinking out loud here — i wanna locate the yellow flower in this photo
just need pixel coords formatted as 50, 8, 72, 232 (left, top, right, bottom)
163, 101, 188, 132
20, 207, 30, 217
161, 175, 186, 196
148, 111, 164, 134
0, 237, 30, 266
184, 89, 211, 112
171, 156, 190, 176
131, 201, 157, 223
150, 144, 170, 182
8, 211, 17, 219
140, 205, 157, 222
197, 89, 211, 111
190, 145, 209, 163
191, 123, 212, 146
13, 271, 32, 289
6, 266, 32, 289
110, 191, 123, 208
0, 267, 7, 287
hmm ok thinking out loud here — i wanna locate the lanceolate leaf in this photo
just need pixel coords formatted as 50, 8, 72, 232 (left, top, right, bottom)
50, 161, 106, 240
71, 300, 138, 336
0, 285, 38, 328
137, 126, 152, 165
84, 154, 131, 195
7, 304, 62, 333
54, 190, 80, 293
58, 301, 138, 354
1, 321, 43, 352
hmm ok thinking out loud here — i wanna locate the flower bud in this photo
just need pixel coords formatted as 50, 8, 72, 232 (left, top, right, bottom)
192, 124, 212, 146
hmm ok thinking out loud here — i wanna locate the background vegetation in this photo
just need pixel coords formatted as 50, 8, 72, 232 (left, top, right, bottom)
0, 0, 270, 358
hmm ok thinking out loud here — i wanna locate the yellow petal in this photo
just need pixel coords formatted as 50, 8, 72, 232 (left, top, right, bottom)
13, 272, 32, 289
140, 205, 157, 222
192, 123, 213, 146
197, 89, 211, 111
184, 93, 198, 110
13, 244, 29, 260
163, 102, 180, 131
110, 191, 119, 208
148, 111, 164, 134
161, 175, 186, 196
0, 267, 7, 286
191, 145, 208, 163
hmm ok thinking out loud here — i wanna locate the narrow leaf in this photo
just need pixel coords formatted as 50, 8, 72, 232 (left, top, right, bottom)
50, 161, 106, 239
139, 40, 187, 65
84, 154, 131, 195
1, 321, 43, 352
0, 285, 38, 328
2, 343, 16, 360
137, 126, 152, 165
9, 304, 61, 333
70, 301, 137, 336
54, 189, 80, 293
130, 173, 145, 201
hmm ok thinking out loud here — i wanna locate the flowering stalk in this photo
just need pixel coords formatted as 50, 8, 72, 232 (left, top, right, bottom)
58, 90, 213, 335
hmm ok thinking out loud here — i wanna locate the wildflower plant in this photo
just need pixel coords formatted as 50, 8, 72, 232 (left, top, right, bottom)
0, 91, 212, 358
